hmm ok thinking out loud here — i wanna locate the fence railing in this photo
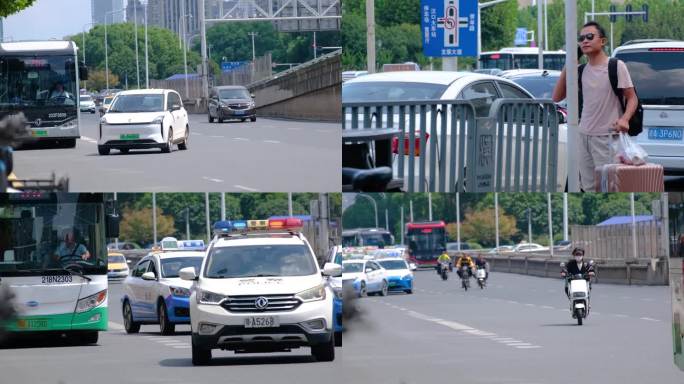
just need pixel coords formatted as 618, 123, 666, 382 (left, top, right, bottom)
342, 98, 562, 192
570, 221, 666, 261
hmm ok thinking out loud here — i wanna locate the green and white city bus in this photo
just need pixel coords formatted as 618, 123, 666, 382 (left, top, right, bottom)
0, 40, 88, 148
0, 193, 119, 343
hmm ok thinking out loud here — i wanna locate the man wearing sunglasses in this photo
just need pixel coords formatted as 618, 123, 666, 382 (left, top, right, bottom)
552, 21, 639, 192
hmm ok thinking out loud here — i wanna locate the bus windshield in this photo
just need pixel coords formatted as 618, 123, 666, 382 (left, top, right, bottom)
480, 53, 565, 71
342, 229, 394, 248
615, 51, 684, 105
0, 55, 78, 110
407, 225, 446, 263
0, 197, 107, 276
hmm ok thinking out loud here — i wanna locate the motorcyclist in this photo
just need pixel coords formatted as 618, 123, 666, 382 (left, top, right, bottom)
437, 250, 452, 274
474, 254, 488, 281
455, 253, 475, 279
561, 247, 595, 297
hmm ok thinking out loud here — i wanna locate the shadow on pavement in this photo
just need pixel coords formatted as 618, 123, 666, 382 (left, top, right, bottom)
0, 333, 100, 349
159, 354, 317, 367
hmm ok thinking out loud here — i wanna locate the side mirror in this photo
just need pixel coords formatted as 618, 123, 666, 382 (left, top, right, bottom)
365, 268, 372, 273
322, 262, 342, 277
0, 147, 13, 176
126, 259, 132, 264
589, 260, 594, 266
171, 104, 181, 111
179, 266, 198, 281
250, 93, 255, 99
105, 213, 120, 238
79, 62, 89, 81
559, 262, 566, 268
141, 271, 156, 281
409, 263, 417, 271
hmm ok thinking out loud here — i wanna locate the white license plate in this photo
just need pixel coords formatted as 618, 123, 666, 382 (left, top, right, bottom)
244, 316, 279, 328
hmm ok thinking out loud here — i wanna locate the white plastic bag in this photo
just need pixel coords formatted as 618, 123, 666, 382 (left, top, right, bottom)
613, 133, 648, 165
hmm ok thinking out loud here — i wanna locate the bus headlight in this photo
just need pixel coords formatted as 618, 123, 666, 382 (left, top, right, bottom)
75, 289, 107, 313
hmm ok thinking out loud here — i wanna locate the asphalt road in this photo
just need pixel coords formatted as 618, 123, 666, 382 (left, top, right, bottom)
0, 281, 343, 384
12, 113, 340, 192
342, 270, 684, 384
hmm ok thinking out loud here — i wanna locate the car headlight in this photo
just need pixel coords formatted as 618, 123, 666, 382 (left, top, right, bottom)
295, 284, 326, 303
75, 289, 107, 313
218, 102, 227, 108
196, 288, 227, 305
248, 101, 255, 108
402, 274, 412, 280
151, 115, 165, 124
170, 286, 191, 297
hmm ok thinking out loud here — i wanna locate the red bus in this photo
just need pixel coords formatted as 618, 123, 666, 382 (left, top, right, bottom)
405, 221, 446, 268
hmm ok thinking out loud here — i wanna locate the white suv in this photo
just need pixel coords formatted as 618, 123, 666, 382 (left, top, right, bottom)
180, 219, 342, 365
613, 40, 684, 174
98, 89, 189, 155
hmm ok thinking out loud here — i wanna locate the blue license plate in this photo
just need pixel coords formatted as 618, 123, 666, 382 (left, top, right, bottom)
648, 127, 683, 141
234, 110, 245, 115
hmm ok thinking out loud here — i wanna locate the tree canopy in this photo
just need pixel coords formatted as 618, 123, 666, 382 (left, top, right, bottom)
0, 0, 36, 18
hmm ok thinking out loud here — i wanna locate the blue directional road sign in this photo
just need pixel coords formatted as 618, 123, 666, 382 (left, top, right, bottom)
221, 61, 247, 72
514, 28, 528, 46
420, 0, 478, 57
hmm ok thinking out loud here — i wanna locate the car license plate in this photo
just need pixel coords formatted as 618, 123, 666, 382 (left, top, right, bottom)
244, 316, 279, 328
120, 134, 140, 140
17, 319, 49, 329
648, 127, 683, 141
234, 110, 245, 115
32, 130, 48, 137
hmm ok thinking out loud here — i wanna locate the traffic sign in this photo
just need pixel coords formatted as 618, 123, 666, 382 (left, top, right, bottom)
420, 0, 478, 57
221, 61, 247, 72
514, 28, 528, 46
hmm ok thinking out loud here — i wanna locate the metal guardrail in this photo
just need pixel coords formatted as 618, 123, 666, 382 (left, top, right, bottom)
342, 98, 560, 192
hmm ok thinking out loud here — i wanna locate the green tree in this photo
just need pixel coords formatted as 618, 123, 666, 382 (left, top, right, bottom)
120, 207, 176, 245
0, 0, 36, 17
85, 69, 119, 92
460, 208, 518, 248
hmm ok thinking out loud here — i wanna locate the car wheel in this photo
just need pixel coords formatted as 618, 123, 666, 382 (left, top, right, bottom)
359, 281, 367, 297
123, 300, 140, 334
162, 128, 173, 153
311, 335, 335, 362
250, 116, 256, 122
208, 113, 213, 123
192, 338, 212, 365
62, 139, 77, 148
379, 280, 388, 296
334, 331, 342, 347
120, 148, 130, 154
218, 117, 223, 123
241, 118, 246, 122
178, 126, 189, 150
158, 301, 175, 335
98, 146, 110, 156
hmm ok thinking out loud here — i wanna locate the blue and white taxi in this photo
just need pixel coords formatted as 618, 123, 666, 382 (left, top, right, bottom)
121, 238, 206, 335
342, 259, 388, 297
375, 258, 415, 294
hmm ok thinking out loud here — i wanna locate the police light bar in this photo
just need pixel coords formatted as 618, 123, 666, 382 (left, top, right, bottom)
212, 218, 303, 236
177, 240, 205, 251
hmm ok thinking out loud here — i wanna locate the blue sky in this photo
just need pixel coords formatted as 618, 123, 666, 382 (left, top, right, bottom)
4, 0, 93, 41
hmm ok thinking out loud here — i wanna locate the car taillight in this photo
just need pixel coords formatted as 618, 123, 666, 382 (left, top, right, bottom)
648, 47, 684, 52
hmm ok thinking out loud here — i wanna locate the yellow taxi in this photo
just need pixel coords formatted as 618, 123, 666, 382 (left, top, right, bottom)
108, 251, 130, 279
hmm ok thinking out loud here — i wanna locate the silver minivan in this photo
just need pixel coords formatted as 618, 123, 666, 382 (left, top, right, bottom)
613, 41, 684, 174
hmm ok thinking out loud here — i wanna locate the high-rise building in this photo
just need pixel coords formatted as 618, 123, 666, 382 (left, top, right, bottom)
126, 0, 146, 25
146, 0, 222, 38
0, 18, 4, 42
92, 0, 125, 25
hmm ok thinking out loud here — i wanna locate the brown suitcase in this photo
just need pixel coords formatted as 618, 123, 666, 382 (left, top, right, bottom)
594, 163, 664, 192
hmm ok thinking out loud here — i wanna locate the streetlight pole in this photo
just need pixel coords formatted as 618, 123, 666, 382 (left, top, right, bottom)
249, 32, 258, 62
358, 194, 378, 228
199, 0, 209, 105
144, 0, 149, 88
366, 0, 376, 73
134, 0, 140, 88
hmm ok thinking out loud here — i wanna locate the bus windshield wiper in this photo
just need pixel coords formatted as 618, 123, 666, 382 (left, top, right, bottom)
57, 266, 92, 282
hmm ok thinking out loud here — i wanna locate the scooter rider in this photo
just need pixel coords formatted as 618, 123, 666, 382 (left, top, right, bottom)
474, 254, 488, 281
437, 250, 452, 274
561, 247, 595, 297
456, 253, 475, 279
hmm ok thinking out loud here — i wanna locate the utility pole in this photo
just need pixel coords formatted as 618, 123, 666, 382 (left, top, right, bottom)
144, 1, 149, 88
428, 193, 433, 221
537, 0, 543, 69
288, 192, 293, 216
319, 194, 330, 256
548, 193, 554, 258
152, 192, 157, 245
495, 192, 500, 249
565, 0, 579, 191
199, 0, 209, 105
134, 0, 140, 88
456, 193, 461, 250
205, 192, 211, 243
221, 192, 226, 221
563, 193, 569, 241
366, 0, 376, 73
249, 32, 258, 62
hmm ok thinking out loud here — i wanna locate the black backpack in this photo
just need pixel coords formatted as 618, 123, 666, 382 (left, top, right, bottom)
578, 58, 643, 136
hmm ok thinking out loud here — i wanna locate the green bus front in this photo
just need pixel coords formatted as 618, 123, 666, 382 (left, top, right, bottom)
0, 193, 115, 341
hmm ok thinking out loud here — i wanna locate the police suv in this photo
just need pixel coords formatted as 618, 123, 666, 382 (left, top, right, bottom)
180, 218, 342, 365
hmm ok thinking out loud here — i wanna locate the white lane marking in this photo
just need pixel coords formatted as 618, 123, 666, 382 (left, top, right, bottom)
209, 135, 223, 138
263, 140, 280, 144
516, 346, 542, 349
108, 321, 125, 330
540, 305, 555, 309
287, 127, 302, 131
233, 185, 259, 192
615, 314, 629, 318
640, 317, 662, 322
507, 300, 519, 304
202, 176, 224, 183
191, 132, 203, 136
172, 346, 192, 349
506, 343, 532, 347
233, 137, 250, 141
525, 303, 536, 307
155, 339, 183, 343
